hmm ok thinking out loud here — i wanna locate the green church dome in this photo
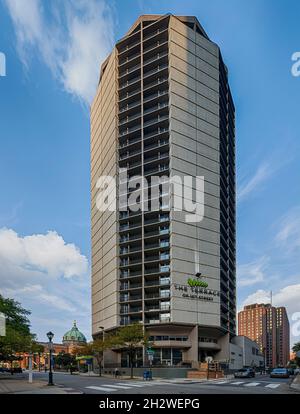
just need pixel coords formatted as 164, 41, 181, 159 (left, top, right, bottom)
63, 321, 87, 344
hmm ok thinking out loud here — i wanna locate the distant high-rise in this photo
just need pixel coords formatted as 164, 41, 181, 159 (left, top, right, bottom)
91, 14, 236, 368
238, 304, 290, 368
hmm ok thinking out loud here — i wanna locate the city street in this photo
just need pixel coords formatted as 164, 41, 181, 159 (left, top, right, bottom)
18, 371, 297, 395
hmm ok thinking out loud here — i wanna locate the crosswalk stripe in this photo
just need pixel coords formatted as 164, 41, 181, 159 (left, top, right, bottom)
116, 383, 144, 388
214, 381, 229, 384
244, 382, 260, 387
265, 383, 280, 389
230, 381, 245, 385
102, 384, 132, 390
85, 386, 117, 392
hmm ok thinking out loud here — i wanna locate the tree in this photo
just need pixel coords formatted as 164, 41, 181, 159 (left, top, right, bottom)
292, 342, 300, 353
0, 295, 34, 373
0, 295, 31, 335
54, 351, 76, 371
115, 323, 148, 379
292, 342, 300, 367
75, 337, 113, 377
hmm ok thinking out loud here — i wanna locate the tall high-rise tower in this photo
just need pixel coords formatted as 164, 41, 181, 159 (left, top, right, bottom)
238, 304, 290, 368
91, 14, 236, 367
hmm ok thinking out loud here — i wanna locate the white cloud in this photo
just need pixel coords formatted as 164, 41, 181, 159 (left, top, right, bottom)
238, 162, 273, 202
237, 256, 269, 287
4, 0, 114, 104
276, 206, 300, 252
0, 227, 91, 340
0, 228, 88, 280
3, 285, 76, 313
242, 284, 300, 345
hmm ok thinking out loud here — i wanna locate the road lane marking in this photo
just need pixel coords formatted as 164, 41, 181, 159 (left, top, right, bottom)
265, 383, 281, 389
116, 383, 144, 387
244, 382, 260, 387
230, 381, 245, 385
102, 384, 132, 390
85, 386, 117, 392
214, 381, 229, 384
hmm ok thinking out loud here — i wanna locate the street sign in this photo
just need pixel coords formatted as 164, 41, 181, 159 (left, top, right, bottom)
148, 354, 154, 362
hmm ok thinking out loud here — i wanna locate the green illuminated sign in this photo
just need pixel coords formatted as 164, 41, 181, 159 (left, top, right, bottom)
187, 278, 208, 288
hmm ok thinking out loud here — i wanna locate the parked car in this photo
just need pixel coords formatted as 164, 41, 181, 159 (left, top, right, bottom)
234, 368, 255, 378
294, 368, 300, 375
12, 367, 23, 374
270, 368, 290, 378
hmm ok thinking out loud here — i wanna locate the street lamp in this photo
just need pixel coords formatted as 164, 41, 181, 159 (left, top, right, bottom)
46, 331, 54, 386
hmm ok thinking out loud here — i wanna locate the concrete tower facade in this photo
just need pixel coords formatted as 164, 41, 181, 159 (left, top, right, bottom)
91, 14, 236, 368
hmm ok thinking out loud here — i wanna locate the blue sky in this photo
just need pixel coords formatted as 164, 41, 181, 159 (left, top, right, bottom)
0, 0, 300, 346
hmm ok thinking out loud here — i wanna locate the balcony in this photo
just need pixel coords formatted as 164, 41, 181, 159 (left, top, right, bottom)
143, 39, 168, 55
119, 148, 141, 161
119, 124, 141, 139
119, 63, 141, 80
119, 51, 141, 68
118, 38, 140, 58
119, 99, 141, 114
120, 245, 142, 256
144, 127, 168, 141
144, 152, 169, 166
160, 265, 170, 273
145, 277, 170, 287
146, 319, 160, 325
120, 257, 143, 267
119, 75, 141, 91
119, 112, 141, 127
143, 77, 168, 93
144, 164, 169, 177
119, 136, 141, 150
143, 51, 168, 67
120, 271, 142, 279
120, 294, 142, 303
143, 90, 168, 105
119, 234, 142, 243
143, 114, 168, 128
119, 88, 141, 104
144, 101, 168, 116
143, 27, 168, 42
152, 340, 192, 348
120, 282, 142, 291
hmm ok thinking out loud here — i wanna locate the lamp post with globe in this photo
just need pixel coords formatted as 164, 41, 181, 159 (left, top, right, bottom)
46, 331, 54, 386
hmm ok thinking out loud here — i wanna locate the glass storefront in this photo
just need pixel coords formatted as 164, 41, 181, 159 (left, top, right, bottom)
120, 347, 183, 367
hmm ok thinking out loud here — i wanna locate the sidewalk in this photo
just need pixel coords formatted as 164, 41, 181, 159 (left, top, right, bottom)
290, 374, 300, 392
0, 375, 68, 394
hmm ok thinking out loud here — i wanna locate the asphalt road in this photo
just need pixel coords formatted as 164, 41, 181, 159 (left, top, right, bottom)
27, 371, 297, 394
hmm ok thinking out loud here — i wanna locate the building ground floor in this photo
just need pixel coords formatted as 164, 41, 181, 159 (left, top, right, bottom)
101, 323, 264, 372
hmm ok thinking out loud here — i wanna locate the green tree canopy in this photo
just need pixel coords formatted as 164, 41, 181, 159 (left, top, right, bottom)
292, 342, 300, 353
75, 336, 114, 376
54, 351, 76, 369
0, 294, 34, 366
115, 323, 148, 378
0, 295, 31, 335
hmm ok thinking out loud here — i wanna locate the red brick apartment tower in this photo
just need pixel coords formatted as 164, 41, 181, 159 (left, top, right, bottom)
276, 307, 290, 367
238, 303, 290, 368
